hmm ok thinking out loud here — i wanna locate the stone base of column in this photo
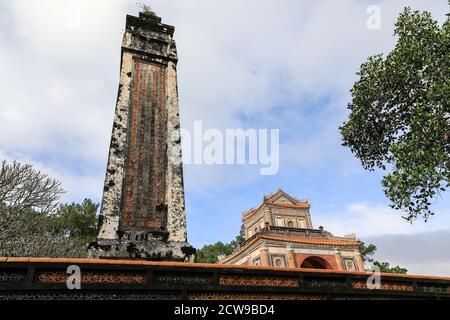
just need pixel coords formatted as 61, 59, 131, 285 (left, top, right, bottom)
87, 239, 196, 262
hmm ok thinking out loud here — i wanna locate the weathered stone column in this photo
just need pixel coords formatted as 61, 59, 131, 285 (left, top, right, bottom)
334, 250, 344, 271
263, 207, 272, 229
88, 11, 194, 261
260, 246, 270, 266
355, 253, 365, 272
286, 247, 297, 268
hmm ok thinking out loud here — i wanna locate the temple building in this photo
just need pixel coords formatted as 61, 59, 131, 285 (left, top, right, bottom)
219, 189, 365, 271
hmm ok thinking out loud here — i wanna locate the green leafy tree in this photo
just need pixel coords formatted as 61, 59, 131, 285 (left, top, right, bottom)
359, 242, 377, 263
340, 6, 450, 221
230, 224, 246, 249
196, 224, 246, 263
49, 199, 99, 245
373, 261, 408, 274
195, 242, 234, 263
359, 241, 408, 274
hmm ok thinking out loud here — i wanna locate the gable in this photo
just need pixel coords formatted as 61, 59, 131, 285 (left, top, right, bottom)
273, 195, 295, 204
267, 190, 298, 205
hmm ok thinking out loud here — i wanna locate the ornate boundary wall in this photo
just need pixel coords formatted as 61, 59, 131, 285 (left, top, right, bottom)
0, 258, 449, 300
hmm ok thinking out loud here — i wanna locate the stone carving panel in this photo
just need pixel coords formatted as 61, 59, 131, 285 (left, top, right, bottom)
304, 278, 348, 289
0, 271, 26, 282
351, 280, 414, 291
219, 275, 298, 287
36, 271, 146, 284
154, 272, 211, 285
189, 292, 324, 300
0, 291, 179, 300
121, 60, 168, 231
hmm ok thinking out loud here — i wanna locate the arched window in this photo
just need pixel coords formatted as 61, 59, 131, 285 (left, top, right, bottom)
287, 221, 294, 228
254, 227, 259, 234
300, 256, 329, 269
274, 258, 283, 267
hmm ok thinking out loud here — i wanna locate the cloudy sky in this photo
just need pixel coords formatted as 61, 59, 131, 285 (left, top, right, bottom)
0, 0, 449, 276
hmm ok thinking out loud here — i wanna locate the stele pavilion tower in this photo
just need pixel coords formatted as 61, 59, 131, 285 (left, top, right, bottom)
220, 189, 365, 271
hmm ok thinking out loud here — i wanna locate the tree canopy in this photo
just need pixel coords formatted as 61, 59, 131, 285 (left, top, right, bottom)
340, 6, 450, 221
0, 160, 64, 216
195, 241, 235, 264
49, 199, 99, 245
359, 242, 407, 274
0, 159, 99, 257
195, 224, 246, 263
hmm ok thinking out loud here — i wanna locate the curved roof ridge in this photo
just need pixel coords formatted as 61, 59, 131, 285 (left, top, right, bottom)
260, 234, 360, 247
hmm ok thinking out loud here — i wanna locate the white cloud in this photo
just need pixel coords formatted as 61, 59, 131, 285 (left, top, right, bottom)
315, 201, 450, 276
8, 0, 127, 62
365, 230, 450, 277
0, 150, 102, 204
316, 202, 450, 238
1, 0, 448, 193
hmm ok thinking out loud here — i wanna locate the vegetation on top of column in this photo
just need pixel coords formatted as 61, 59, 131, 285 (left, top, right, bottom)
137, 2, 157, 17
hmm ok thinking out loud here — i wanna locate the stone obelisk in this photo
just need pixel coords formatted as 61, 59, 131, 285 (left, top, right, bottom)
89, 11, 194, 261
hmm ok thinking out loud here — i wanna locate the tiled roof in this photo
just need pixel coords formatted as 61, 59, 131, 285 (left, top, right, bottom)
219, 234, 360, 264
219, 236, 261, 264
2, 257, 449, 282
260, 235, 360, 247
269, 202, 310, 209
